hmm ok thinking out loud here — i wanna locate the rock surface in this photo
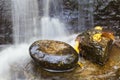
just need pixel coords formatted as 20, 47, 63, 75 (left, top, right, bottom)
9, 43, 120, 80
29, 40, 78, 72
78, 30, 113, 65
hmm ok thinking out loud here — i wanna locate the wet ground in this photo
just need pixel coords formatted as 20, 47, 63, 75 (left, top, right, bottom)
9, 42, 120, 80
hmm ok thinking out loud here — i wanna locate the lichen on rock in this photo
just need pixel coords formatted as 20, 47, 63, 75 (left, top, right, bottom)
78, 29, 113, 65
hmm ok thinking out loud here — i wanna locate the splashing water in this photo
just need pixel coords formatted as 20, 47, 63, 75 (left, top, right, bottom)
0, 0, 95, 79
0, 0, 70, 79
0, 44, 30, 80
1, 0, 117, 80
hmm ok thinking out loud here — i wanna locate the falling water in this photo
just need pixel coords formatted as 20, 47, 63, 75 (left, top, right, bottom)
43, 0, 50, 17
1, 0, 119, 80
0, 0, 70, 79
41, 0, 68, 40
12, 0, 69, 43
12, 0, 40, 44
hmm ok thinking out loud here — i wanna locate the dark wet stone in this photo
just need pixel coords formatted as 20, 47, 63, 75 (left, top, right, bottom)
78, 30, 113, 65
29, 40, 78, 72
94, 0, 120, 36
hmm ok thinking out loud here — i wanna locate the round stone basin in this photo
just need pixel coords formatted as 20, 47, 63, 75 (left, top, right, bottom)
29, 40, 78, 72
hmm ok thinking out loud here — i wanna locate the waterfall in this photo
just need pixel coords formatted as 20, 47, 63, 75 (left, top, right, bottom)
12, 0, 40, 44
41, 0, 68, 40
43, 0, 50, 17
0, 0, 96, 80
12, 0, 69, 44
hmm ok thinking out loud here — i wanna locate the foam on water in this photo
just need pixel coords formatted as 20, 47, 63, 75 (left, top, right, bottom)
0, 34, 77, 80
0, 44, 30, 79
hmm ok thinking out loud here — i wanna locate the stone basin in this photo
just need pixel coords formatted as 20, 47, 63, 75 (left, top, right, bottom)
29, 40, 78, 72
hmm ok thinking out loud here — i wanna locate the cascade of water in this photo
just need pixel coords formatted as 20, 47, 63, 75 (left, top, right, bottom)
12, 0, 40, 44
0, 0, 97, 80
12, 0, 69, 43
41, 0, 69, 40
43, 0, 50, 17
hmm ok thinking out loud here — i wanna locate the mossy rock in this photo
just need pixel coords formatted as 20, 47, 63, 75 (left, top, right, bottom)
78, 30, 113, 65
29, 40, 78, 72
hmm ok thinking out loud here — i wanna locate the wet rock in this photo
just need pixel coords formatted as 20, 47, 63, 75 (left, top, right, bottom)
94, 0, 120, 36
114, 68, 120, 80
29, 40, 78, 72
114, 40, 120, 48
79, 30, 113, 65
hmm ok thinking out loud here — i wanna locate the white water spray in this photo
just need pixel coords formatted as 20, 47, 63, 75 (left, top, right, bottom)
0, 44, 30, 80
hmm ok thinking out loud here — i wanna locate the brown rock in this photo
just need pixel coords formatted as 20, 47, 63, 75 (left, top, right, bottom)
29, 40, 78, 72
78, 30, 113, 65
